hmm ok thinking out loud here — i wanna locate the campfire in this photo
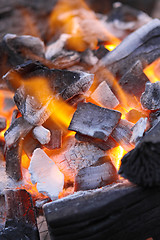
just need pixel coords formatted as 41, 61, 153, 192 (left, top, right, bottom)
0, 0, 160, 239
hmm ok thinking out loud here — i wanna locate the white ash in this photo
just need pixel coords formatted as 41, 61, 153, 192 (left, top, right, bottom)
45, 34, 70, 60
91, 81, 119, 109
29, 148, 64, 200
33, 126, 51, 145
130, 117, 149, 145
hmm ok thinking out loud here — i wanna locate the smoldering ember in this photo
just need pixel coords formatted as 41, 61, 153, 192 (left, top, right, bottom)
0, 0, 160, 239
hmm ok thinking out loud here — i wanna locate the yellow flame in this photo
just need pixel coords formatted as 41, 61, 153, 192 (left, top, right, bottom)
144, 58, 160, 83
109, 146, 127, 171
49, 0, 120, 51
105, 44, 117, 51
22, 77, 75, 131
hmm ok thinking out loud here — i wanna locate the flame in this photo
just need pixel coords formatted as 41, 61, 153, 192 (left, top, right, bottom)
0, 120, 10, 138
144, 58, 160, 83
105, 44, 117, 51
20, 76, 75, 131
108, 146, 127, 171
49, 0, 120, 51
21, 153, 30, 169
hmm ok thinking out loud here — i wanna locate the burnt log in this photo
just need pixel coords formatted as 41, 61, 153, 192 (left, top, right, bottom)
0, 189, 40, 240
98, 19, 160, 78
43, 180, 160, 240
23, 132, 41, 158
119, 121, 160, 187
68, 102, 121, 141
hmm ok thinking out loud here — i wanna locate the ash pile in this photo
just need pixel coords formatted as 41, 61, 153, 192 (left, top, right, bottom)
0, 1, 160, 240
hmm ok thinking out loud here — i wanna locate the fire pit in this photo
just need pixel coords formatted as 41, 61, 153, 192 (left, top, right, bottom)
0, 1, 160, 240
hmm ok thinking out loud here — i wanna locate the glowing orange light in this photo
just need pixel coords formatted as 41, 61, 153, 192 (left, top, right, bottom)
109, 146, 127, 171
105, 44, 117, 51
49, 0, 120, 51
21, 153, 30, 169
144, 58, 160, 83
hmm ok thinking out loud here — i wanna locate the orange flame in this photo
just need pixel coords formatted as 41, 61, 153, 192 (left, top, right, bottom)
105, 44, 118, 51
49, 0, 120, 51
108, 146, 127, 171
144, 58, 160, 83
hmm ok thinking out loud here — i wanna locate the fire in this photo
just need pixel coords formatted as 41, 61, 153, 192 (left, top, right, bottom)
109, 146, 127, 171
105, 44, 118, 51
20, 76, 75, 131
144, 58, 160, 83
49, 0, 120, 51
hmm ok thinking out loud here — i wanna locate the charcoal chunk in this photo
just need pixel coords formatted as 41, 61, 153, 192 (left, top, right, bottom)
69, 102, 121, 141
75, 156, 118, 191
23, 132, 41, 158
141, 82, 160, 110
3, 33, 45, 66
119, 60, 149, 100
4, 117, 32, 147
100, 19, 160, 77
5, 139, 23, 181
119, 121, 160, 187
111, 119, 134, 151
51, 136, 106, 182
130, 117, 149, 145
75, 133, 118, 151
32, 126, 51, 145
4, 189, 39, 239
91, 81, 119, 108
149, 109, 160, 127
0, 117, 6, 131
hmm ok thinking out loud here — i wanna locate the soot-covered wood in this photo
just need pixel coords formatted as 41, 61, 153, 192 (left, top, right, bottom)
0, 189, 40, 240
119, 121, 160, 187
43, 180, 160, 240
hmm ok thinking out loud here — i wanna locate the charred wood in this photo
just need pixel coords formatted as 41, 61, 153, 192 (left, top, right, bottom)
69, 102, 121, 141
0, 117, 6, 131
119, 60, 149, 100
51, 136, 106, 182
0, 189, 40, 240
4, 117, 33, 147
141, 82, 160, 110
43, 180, 160, 240
74, 156, 118, 191
119, 121, 160, 187
32, 126, 51, 145
111, 119, 134, 151
100, 19, 160, 77
2, 33, 45, 67
5, 139, 23, 181
75, 133, 118, 151
23, 132, 41, 158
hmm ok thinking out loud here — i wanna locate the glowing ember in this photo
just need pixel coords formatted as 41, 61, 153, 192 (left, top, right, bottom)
105, 44, 118, 51
108, 146, 127, 171
144, 58, 160, 83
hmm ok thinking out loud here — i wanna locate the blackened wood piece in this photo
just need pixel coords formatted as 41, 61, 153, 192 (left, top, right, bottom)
44, 129, 62, 150
43, 180, 160, 240
10, 109, 19, 125
23, 132, 41, 158
5, 139, 23, 181
111, 119, 134, 151
93, 45, 109, 60
101, 19, 160, 77
3, 189, 39, 240
75, 133, 118, 151
3, 60, 94, 101
141, 82, 160, 110
4, 117, 32, 147
2, 33, 45, 67
69, 102, 121, 141
119, 121, 160, 187
74, 156, 118, 191
149, 109, 160, 127
119, 60, 149, 100
0, 117, 6, 131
